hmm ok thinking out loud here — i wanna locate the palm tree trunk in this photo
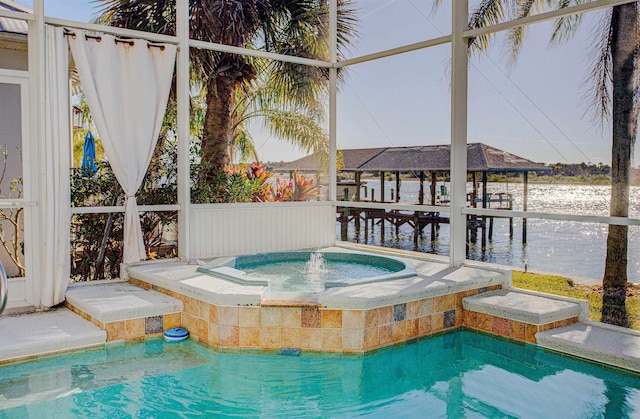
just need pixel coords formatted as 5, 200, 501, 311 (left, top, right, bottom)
201, 77, 234, 178
601, 3, 636, 327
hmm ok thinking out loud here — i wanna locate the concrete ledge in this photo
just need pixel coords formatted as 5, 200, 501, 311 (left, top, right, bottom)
536, 321, 640, 373
463, 289, 583, 325
65, 281, 183, 323
319, 271, 505, 310
127, 261, 265, 307
0, 307, 106, 363
126, 247, 510, 310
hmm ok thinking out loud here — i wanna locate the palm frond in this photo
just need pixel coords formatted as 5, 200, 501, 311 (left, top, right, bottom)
253, 64, 325, 118
507, 0, 536, 64
337, 0, 360, 62
467, 0, 510, 53
265, 60, 328, 116
550, 0, 584, 46
231, 129, 258, 163
262, 110, 329, 159
583, 8, 614, 128
95, 0, 175, 35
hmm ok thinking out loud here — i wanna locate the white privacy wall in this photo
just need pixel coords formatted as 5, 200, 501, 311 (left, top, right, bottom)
189, 203, 336, 259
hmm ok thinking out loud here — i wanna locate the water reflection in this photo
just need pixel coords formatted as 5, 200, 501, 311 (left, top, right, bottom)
337, 181, 640, 282
2, 332, 639, 417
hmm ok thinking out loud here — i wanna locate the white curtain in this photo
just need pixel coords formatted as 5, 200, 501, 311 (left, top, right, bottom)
42, 25, 71, 307
68, 33, 176, 263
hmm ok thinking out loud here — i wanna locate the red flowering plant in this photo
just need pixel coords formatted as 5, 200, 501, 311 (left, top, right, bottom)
272, 178, 294, 202
269, 170, 318, 202
191, 162, 318, 203
290, 171, 319, 201
246, 162, 275, 202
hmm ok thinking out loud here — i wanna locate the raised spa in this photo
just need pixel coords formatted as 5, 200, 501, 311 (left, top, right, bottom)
196, 251, 416, 295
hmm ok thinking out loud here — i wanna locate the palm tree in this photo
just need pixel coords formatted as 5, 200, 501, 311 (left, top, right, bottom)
97, 0, 357, 179
229, 85, 330, 164
446, 0, 637, 327
599, 2, 636, 327
210, 59, 330, 164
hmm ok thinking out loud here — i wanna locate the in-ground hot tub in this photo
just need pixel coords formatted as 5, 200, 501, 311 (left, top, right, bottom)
196, 251, 417, 300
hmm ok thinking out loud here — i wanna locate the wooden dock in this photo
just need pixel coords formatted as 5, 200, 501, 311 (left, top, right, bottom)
337, 192, 516, 249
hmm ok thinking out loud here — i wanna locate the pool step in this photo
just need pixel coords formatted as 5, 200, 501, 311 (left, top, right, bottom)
462, 289, 587, 343
0, 307, 106, 363
64, 280, 183, 341
536, 322, 640, 373
463, 289, 586, 325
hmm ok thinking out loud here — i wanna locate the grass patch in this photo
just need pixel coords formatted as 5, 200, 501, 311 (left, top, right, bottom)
512, 271, 640, 331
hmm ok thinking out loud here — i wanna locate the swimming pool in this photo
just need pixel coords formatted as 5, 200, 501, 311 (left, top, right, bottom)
1, 330, 638, 417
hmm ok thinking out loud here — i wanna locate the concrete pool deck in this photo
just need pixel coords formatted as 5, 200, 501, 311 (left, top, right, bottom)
0, 307, 106, 362
537, 322, 640, 373
0, 245, 638, 373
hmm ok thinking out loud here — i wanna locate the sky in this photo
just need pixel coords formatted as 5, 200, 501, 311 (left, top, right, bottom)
14, 0, 633, 167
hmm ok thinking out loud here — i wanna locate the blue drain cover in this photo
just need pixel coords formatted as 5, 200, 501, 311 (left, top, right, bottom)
164, 327, 189, 342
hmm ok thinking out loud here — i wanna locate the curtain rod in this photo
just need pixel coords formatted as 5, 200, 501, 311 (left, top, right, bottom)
63, 31, 166, 50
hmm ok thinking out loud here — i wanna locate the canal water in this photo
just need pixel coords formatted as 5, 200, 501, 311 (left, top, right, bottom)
336, 180, 640, 284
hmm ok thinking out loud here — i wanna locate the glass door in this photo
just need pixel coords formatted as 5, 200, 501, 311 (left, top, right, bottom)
0, 72, 33, 310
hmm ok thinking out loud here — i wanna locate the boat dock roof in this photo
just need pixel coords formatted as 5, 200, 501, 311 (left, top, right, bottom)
279, 143, 550, 173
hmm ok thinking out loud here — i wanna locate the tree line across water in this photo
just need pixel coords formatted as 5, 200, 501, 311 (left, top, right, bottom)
492, 163, 640, 186
302, 162, 638, 186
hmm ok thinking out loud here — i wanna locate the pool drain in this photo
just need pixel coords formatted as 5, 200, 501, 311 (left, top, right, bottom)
164, 327, 189, 342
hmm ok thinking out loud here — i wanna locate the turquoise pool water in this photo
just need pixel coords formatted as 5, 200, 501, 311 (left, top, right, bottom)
1, 331, 639, 418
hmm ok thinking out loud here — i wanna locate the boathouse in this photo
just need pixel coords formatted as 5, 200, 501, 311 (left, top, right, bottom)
280, 143, 550, 246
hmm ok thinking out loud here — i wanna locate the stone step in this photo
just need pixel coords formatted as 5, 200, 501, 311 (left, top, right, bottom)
0, 307, 106, 363
462, 289, 586, 325
536, 322, 640, 373
65, 280, 183, 324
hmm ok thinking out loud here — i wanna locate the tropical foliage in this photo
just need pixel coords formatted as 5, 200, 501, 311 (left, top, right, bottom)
97, 0, 357, 181
71, 0, 348, 277
70, 142, 178, 281
190, 160, 318, 204
70, 135, 319, 280
228, 71, 330, 165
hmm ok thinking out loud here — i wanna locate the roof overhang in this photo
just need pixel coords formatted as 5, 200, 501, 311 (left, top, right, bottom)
0, 31, 26, 51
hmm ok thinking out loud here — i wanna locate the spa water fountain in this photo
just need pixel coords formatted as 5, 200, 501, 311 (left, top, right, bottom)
303, 251, 329, 275
196, 249, 417, 301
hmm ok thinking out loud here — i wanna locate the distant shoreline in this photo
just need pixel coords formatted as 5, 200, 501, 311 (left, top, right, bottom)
355, 175, 639, 187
